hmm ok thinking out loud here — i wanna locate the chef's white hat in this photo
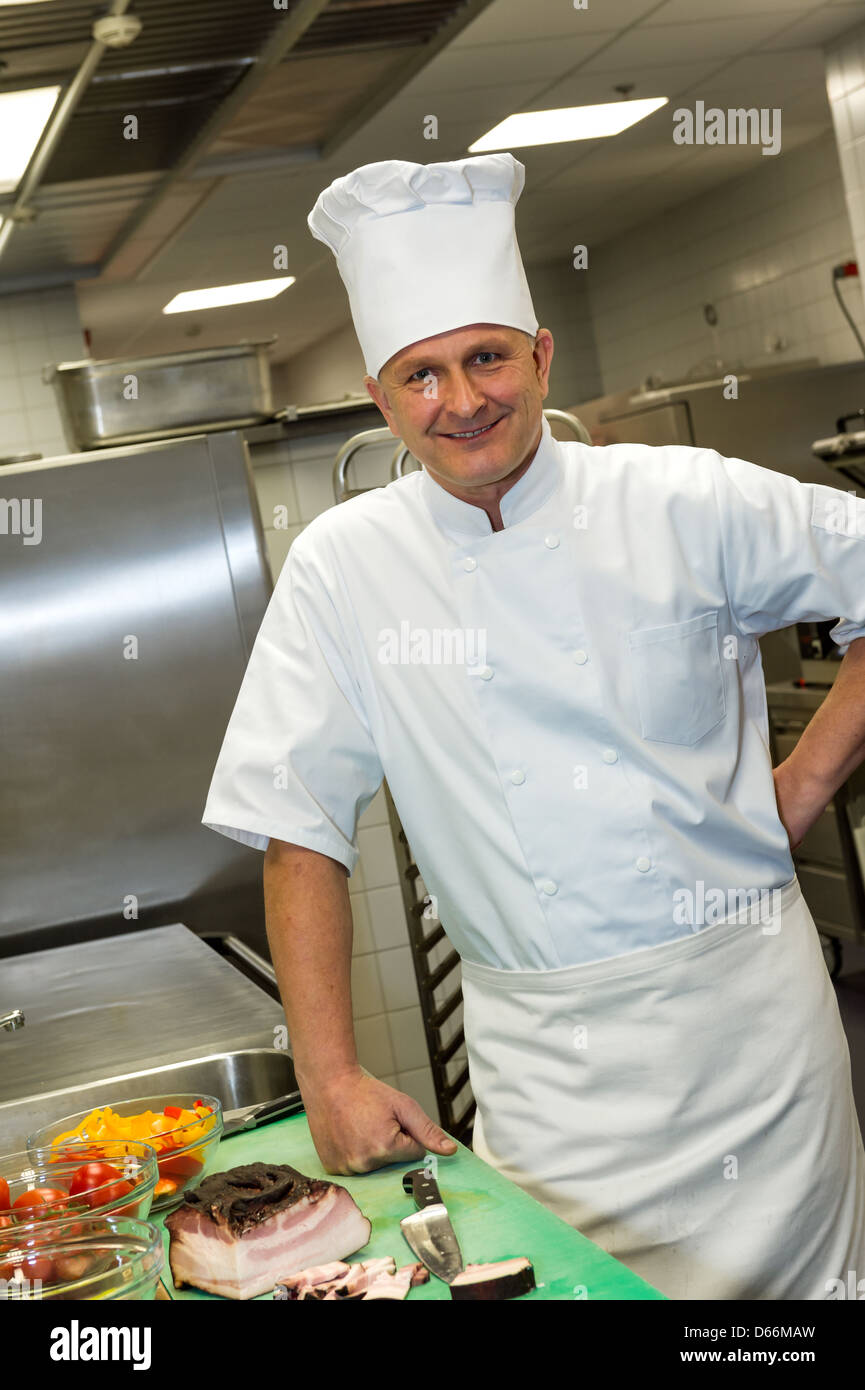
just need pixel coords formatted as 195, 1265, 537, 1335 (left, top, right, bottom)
307, 153, 538, 379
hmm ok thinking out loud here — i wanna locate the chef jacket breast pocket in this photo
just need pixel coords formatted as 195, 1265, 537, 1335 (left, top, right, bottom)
627, 610, 726, 746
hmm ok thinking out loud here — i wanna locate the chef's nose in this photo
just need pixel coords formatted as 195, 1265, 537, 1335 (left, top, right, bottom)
440, 365, 486, 420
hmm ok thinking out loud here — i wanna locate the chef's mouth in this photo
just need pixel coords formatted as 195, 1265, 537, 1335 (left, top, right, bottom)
438, 415, 505, 441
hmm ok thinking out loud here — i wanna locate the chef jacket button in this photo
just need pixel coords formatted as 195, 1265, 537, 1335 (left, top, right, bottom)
479, 665, 494, 680
540, 879, 558, 895
573, 649, 588, 664
544, 534, 560, 549
510, 769, 526, 785
602, 748, 618, 764
463, 557, 478, 572
636, 856, 652, 872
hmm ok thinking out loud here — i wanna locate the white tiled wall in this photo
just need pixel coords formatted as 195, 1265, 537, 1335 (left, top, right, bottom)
0, 287, 85, 458
248, 427, 458, 1121
274, 323, 368, 408
523, 256, 603, 408
827, 18, 865, 295
584, 130, 865, 396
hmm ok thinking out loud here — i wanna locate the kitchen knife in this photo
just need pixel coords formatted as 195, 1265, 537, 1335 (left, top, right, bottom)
221, 1092, 305, 1138
399, 1168, 465, 1284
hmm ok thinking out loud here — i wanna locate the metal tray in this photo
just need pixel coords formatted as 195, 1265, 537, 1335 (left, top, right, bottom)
43, 339, 276, 449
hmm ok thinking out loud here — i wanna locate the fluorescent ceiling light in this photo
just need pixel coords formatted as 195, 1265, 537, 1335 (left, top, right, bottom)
163, 277, 296, 314
469, 98, 669, 152
0, 86, 61, 194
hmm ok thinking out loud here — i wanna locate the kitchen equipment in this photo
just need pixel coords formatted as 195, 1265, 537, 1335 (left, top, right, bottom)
0, 435, 272, 958
0, 926, 290, 1150
812, 410, 865, 469
44, 339, 276, 449
399, 1167, 465, 1284
0, 1140, 158, 1228
813, 409, 865, 496
0, 1215, 164, 1300
28, 1093, 224, 1212
570, 358, 865, 491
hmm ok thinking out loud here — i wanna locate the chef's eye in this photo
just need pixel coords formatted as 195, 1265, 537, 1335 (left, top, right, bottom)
409, 368, 434, 383
473, 352, 499, 366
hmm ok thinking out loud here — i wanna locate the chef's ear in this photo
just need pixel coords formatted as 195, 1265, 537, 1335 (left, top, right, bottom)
365, 374, 400, 435
533, 328, 554, 397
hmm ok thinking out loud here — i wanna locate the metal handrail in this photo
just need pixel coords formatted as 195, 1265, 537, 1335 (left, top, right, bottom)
544, 407, 593, 445
332, 426, 394, 504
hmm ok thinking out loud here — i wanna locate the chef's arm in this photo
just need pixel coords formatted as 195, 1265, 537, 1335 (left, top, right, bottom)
773, 637, 865, 849
262, 838, 457, 1173
263, 838, 358, 1089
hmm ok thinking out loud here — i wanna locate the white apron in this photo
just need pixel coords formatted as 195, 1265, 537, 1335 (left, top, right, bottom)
462, 874, 865, 1299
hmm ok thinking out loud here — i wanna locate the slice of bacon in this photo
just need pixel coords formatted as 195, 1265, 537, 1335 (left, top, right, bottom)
275, 1261, 351, 1293
275, 1258, 430, 1301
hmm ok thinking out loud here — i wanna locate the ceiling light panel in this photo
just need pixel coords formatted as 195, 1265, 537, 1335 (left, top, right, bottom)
0, 85, 61, 193
163, 277, 296, 313
470, 99, 669, 152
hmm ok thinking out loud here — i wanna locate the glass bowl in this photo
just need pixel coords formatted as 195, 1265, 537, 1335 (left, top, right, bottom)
0, 1215, 164, 1300
0, 1140, 157, 1236
28, 1093, 223, 1211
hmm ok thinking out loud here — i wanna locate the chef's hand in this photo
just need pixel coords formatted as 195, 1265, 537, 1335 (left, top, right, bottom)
303, 1068, 458, 1176
772, 758, 831, 853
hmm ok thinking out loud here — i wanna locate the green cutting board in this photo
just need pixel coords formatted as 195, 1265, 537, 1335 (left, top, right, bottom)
153, 1112, 665, 1301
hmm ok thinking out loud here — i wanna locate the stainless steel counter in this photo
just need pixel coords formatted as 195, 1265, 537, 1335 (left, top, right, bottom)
0, 924, 286, 1145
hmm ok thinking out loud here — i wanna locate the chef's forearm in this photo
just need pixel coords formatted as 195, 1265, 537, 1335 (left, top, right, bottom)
262, 839, 360, 1093
780, 637, 865, 800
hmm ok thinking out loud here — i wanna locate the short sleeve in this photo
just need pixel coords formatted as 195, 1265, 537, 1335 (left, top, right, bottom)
202, 530, 384, 874
709, 450, 865, 654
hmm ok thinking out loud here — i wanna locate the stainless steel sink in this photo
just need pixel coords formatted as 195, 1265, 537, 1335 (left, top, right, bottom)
0, 925, 298, 1151
2, 1047, 299, 1151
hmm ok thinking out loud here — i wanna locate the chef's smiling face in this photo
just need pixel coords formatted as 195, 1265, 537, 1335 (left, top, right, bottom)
365, 323, 554, 520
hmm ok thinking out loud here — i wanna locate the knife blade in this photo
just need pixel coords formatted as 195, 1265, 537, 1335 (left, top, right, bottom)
399, 1168, 464, 1284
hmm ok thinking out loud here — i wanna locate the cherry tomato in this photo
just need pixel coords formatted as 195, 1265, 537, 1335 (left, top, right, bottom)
69, 1160, 136, 1213
11, 1188, 70, 1220
88, 1179, 134, 1212
0, 1178, 9, 1211
0, 1252, 54, 1284
69, 1162, 123, 1199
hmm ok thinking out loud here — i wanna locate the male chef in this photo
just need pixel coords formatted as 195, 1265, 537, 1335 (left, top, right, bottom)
203, 153, 865, 1299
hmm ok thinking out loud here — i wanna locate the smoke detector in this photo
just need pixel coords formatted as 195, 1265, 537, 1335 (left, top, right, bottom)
92, 14, 143, 48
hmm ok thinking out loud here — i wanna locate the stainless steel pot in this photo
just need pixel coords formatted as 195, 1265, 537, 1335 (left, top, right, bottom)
43, 339, 276, 450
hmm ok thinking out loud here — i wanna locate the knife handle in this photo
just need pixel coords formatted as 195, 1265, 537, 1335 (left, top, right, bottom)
402, 1167, 444, 1209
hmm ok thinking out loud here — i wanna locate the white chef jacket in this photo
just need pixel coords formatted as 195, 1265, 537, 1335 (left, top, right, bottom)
203, 415, 865, 970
